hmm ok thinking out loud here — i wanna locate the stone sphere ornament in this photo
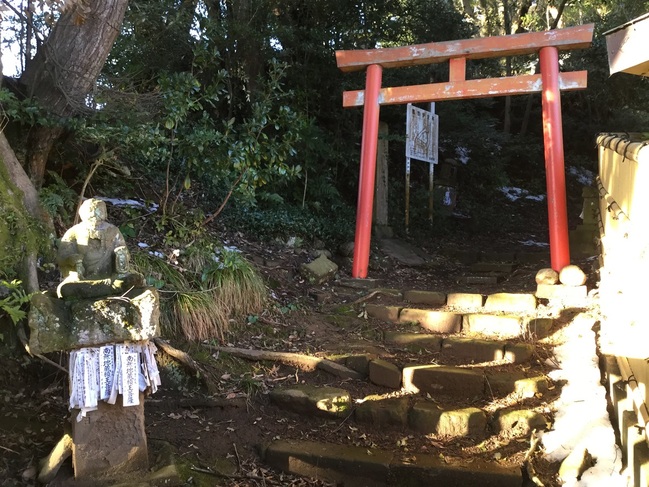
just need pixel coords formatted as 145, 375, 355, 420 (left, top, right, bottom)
559, 265, 587, 287
535, 268, 559, 285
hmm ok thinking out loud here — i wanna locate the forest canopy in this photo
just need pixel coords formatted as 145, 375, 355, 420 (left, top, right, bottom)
1, 0, 649, 277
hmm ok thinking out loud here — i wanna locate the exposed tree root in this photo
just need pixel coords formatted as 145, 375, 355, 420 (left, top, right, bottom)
154, 338, 220, 394
212, 346, 363, 380
523, 430, 544, 487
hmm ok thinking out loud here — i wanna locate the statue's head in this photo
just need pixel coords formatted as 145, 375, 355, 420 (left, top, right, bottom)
78, 199, 107, 225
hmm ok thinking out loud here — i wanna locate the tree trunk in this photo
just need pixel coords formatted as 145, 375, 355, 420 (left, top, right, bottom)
20, 0, 129, 188
0, 132, 53, 292
26, 126, 64, 188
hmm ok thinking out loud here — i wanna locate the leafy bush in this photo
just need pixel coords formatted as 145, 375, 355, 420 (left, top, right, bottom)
39, 172, 78, 220
226, 203, 355, 246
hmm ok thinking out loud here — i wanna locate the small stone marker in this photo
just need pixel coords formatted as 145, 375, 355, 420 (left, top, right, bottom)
300, 254, 338, 284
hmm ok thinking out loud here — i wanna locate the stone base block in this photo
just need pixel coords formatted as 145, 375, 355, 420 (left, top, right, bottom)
494, 409, 547, 436
355, 396, 409, 426
300, 255, 338, 284
447, 293, 484, 309
403, 290, 446, 306
369, 359, 402, 389
29, 289, 160, 354
384, 332, 443, 352
484, 293, 537, 313
441, 337, 505, 363
269, 385, 351, 417
402, 365, 484, 398
535, 284, 587, 301
437, 407, 487, 437
72, 394, 148, 479
463, 314, 522, 339
399, 309, 461, 333
366, 304, 401, 322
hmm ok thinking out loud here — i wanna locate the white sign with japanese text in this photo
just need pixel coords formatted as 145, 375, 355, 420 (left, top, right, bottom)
406, 104, 439, 164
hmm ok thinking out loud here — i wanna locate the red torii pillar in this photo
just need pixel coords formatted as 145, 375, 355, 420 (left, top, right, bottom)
336, 24, 594, 277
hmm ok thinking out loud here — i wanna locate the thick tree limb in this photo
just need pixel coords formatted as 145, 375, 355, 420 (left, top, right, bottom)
20, 0, 129, 187
212, 346, 363, 380
0, 133, 53, 292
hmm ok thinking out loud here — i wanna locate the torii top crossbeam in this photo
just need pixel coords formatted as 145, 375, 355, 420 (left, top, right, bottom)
336, 24, 594, 278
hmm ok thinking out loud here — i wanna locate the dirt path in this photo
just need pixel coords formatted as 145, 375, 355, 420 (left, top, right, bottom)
0, 203, 607, 486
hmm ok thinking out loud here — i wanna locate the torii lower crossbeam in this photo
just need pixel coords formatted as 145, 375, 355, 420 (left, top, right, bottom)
336, 24, 594, 278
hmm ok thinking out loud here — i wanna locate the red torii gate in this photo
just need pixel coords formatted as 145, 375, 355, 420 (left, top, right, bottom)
336, 24, 594, 278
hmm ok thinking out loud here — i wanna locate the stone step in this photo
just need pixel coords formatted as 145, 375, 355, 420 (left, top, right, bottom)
369, 290, 537, 314
269, 385, 352, 418
441, 248, 546, 265
383, 332, 534, 364
399, 364, 548, 399
402, 365, 485, 398
366, 291, 540, 327
470, 262, 515, 273
270, 382, 550, 438
368, 302, 553, 340
365, 357, 548, 398
263, 439, 523, 487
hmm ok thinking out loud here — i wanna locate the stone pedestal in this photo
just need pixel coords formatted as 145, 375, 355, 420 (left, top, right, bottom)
72, 393, 148, 479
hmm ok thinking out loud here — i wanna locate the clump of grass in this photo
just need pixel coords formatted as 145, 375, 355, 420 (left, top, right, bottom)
192, 246, 266, 319
132, 243, 266, 342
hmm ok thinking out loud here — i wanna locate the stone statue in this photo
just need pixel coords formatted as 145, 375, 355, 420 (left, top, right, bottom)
57, 198, 144, 299
28, 197, 159, 354
28, 197, 161, 481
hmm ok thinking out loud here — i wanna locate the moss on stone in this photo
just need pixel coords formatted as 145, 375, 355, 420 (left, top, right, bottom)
0, 156, 53, 279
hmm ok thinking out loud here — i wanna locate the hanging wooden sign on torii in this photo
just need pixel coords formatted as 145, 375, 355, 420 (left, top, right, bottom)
336, 24, 594, 279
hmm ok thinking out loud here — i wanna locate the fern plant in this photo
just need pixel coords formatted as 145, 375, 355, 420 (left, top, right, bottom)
0, 280, 30, 334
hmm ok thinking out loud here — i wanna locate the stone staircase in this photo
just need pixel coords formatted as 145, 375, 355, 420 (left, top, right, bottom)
260, 283, 587, 486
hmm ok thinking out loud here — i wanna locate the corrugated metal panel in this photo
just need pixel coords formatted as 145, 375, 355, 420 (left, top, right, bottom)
605, 14, 649, 76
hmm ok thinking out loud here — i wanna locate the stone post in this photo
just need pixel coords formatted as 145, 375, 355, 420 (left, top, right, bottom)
374, 122, 392, 238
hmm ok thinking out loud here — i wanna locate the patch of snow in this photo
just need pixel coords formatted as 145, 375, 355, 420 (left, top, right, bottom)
499, 186, 545, 202
137, 242, 149, 248
525, 194, 545, 202
568, 166, 595, 187
500, 186, 524, 201
541, 313, 625, 486
451, 210, 471, 219
518, 240, 549, 247
442, 189, 453, 206
95, 196, 159, 212
148, 251, 164, 259
455, 146, 470, 164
